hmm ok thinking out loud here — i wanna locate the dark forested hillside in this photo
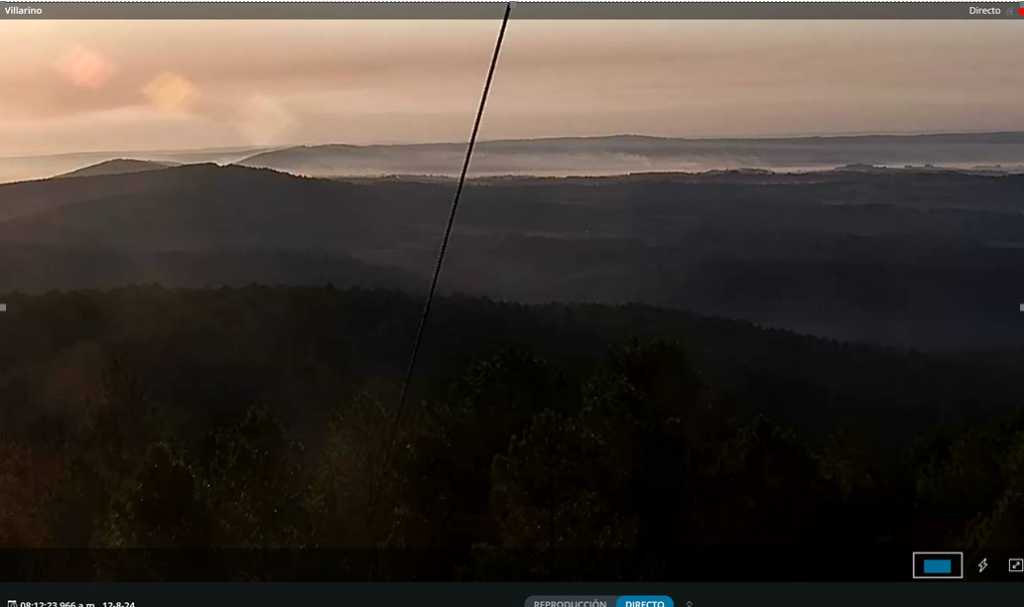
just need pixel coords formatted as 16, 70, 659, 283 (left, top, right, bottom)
1, 164, 1023, 348
1, 286, 1023, 579
3, 157, 1024, 579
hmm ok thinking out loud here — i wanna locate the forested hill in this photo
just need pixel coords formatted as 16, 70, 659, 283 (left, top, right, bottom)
2, 286, 1024, 580
3, 163, 1024, 349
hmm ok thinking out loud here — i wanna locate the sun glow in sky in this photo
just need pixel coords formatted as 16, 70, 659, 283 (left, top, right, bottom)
0, 19, 1021, 156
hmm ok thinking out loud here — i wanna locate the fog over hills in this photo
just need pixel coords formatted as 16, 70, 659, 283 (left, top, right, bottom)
3, 132, 1024, 184
235, 132, 1024, 177
1, 161, 1023, 349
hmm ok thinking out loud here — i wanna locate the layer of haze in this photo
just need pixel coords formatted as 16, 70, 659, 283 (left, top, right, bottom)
1, 19, 1022, 157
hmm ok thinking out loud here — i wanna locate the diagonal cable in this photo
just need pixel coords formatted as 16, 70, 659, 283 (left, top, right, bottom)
370, 1, 513, 516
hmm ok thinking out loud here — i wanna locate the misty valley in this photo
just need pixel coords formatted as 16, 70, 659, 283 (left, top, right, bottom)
2, 145, 1023, 350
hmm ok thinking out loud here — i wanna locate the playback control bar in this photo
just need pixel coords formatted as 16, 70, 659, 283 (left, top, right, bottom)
8, 548, 1024, 582
3, 583, 1024, 607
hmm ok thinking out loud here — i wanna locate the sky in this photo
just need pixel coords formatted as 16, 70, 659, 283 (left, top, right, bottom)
0, 19, 1022, 157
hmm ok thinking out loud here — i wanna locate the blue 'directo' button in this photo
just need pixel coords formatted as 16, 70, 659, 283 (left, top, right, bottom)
923, 559, 953, 575
616, 597, 674, 607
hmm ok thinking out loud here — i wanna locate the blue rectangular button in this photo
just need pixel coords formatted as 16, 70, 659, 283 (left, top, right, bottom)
923, 559, 953, 575
617, 597, 674, 607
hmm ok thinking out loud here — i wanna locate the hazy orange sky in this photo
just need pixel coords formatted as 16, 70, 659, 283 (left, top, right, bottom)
1, 19, 1022, 156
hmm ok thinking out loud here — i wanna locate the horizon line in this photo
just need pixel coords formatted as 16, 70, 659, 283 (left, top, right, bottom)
3, 128, 1024, 161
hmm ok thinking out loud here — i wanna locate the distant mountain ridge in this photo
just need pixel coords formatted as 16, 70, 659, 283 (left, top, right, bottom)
57, 158, 178, 179
0, 146, 273, 185
243, 131, 1024, 156
235, 131, 1024, 178
4, 132, 1024, 184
